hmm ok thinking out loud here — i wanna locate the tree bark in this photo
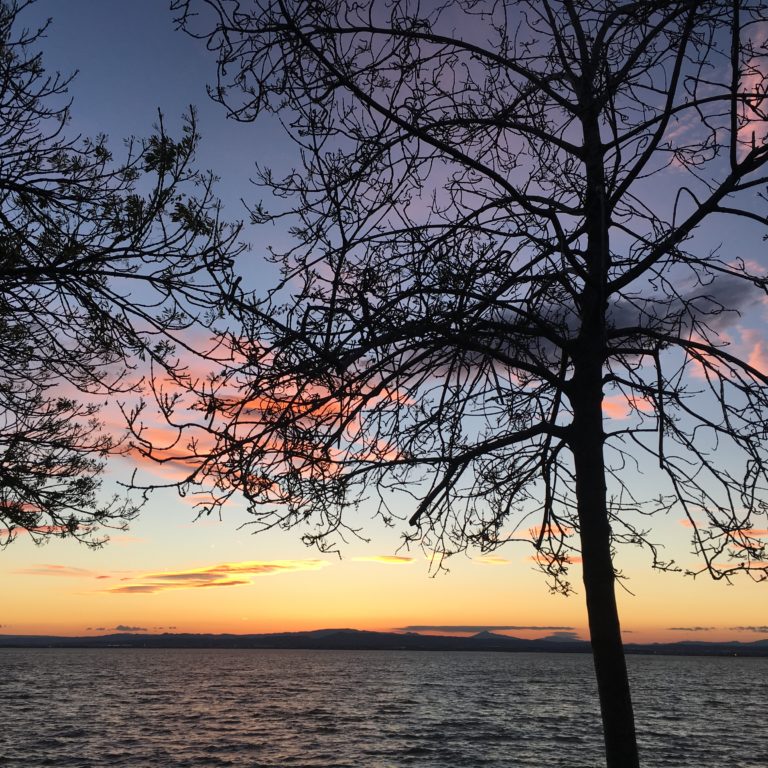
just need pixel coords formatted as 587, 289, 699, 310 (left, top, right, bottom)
571, 348, 640, 767
573, 104, 640, 765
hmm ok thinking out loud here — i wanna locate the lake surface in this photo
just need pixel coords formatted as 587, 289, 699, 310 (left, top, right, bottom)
1, 648, 764, 767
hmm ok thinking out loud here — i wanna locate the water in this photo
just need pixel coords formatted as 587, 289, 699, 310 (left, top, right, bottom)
1, 649, 765, 767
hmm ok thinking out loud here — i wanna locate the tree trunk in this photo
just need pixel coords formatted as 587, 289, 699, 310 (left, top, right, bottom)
571, 357, 640, 768
572, 94, 641, 765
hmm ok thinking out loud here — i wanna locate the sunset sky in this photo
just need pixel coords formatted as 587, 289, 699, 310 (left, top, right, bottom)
2, 0, 767, 645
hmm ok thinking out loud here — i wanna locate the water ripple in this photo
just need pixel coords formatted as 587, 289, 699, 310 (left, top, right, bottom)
1, 648, 765, 767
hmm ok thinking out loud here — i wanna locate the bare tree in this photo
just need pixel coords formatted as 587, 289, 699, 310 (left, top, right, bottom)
171, 1, 768, 765
0, 0, 242, 547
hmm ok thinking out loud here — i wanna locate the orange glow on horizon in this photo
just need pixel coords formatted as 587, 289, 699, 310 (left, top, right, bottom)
4, 523, 767, 645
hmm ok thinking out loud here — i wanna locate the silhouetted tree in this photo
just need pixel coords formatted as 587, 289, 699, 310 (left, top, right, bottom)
0, 1, 242, 547
172, 1, 768, 765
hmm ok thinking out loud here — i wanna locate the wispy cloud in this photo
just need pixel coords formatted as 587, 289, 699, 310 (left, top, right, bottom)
396, 625, 575, 633
668, 626, 716, 632
0, 525, 72, 539
544, 631, 582, 642
14, 564, 98, 578
734, 528, 768, 537
678, 522, 767, 536
474, 555, 511, 565
679, 518, 768, 537
351, 555, 415, 565
729, 625, 768, 634
108, 559, 330, 594
525, 523, 574, 540
87, 625, 148, 632
712, 562, 768, 572
529, 553, 583, 565
107, 534, 148, 546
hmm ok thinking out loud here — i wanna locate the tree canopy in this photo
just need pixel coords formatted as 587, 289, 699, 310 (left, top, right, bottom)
167, 1, 768, 765
173, 0, 768, 578
0, 0, 242, 547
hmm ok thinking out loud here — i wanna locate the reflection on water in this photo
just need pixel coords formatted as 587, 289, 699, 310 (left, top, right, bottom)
1, 649, 765, 767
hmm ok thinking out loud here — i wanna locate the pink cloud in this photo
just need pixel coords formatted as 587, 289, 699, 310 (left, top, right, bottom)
740, 329, 768, 376
737, 29, 768, 159
602, 394, 654, 420
0, 524, 71, 539
686, 329, 735, 380
711, 561, 768, 573
526, 523, 574, 541
679, 518, 767, 534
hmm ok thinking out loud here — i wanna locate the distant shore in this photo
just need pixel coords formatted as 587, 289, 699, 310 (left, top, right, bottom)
2, 628, 767, 656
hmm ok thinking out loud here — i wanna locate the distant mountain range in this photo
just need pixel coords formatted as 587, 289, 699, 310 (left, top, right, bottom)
1, 628, 767, 656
